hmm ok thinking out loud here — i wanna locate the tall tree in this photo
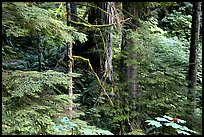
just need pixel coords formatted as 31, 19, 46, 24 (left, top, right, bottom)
104, 2, 114, 82
121, 2, 154, 97
66, 2, 73, 115
187, 2, 201, 126
121, 2, 141, 99
86, 2, 114, 81
120, 2, 155, 129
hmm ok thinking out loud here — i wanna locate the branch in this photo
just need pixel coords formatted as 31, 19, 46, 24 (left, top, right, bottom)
72, 55, 114, 106
49, 84, 62, 94
69, 19, 113, 28
70, 13, 90, 24
74, 2, 112, 17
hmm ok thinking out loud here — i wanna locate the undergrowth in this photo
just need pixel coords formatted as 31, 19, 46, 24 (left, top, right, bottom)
2, 70, 113, 135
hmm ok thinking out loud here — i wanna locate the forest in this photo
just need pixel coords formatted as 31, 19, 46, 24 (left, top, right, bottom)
2, 2, 202, 135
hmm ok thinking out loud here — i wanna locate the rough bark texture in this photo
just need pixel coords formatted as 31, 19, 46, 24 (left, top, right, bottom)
120, 2, 146, 129
104, 2, 114, 82
188, 2, 201, 100
85, 2, 114, 79
121, 2, 139, 99
187, 2, 201, 127
66, 2, 73, 115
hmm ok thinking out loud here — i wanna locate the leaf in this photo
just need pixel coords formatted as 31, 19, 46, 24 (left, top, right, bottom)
81, 128, 97, 135
171, 123, 183, 129
176, 129, 190, 135
163, 115, 173, 121
61, 117, 70, 123
164, 122, 182, 129
176, 119, 186, 124
181, 126, 197, 134
95, 129, 114, 135
164, 122, 172, 127
155, 117, 170, 122
145, 120, 162, 128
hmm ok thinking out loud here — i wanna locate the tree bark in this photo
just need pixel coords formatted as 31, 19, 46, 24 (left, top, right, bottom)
187, 2, 201, 127
119, 2, 146, 129
104, 2, 114, 82
86, 2, 114, 79
121, 2, 139, 99
37, 31, 41, 72
66, 2, 73, 115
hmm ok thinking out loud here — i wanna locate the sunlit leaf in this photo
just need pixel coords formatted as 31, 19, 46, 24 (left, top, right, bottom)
163, 115, 173, 121
145, 120, 162, 128
155, 117, 170, 122
176, 129, 190, 135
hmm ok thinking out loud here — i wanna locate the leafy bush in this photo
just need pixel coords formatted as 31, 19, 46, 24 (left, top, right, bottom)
159, 7, 192, 41
145, 115, 198, 135
52, 116, 114, 135
2, 70, 77, 135
2, 2, 87, 71
2, 70, 113, 135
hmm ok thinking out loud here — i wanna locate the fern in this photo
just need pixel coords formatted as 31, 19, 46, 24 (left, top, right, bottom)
2, 69, 112, 135
2, 70, 80, 135
2, 2, 86, 64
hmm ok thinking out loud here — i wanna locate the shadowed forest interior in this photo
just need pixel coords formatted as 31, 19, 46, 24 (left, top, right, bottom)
2, 2, 202, 135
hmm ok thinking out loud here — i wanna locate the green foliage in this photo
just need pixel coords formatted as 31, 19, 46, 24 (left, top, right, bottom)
146, 119, 163, 127
2, 70, 75, 97
160, 6, 192, 41
79, 127, 114, 135
126, 129, 145, 135
2, 2, 72, 42
53, 116, 77, 134
2, 69, 113, 135
145, 115, 198, 135
75, 13, 202, 135
76, 15, 202, 135
51, 116, 114, 135
2, 70, 80, 135
73, 68, 100, 106
2, 2, 202, 136
121, 17, 190, 117
108, 15, 202, 135
2, 2, 87, 70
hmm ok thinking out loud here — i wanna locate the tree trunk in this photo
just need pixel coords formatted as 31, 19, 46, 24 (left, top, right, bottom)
66, 2, 73, 116
86, 2, 114, 79
121, 32, 138, 99
121, 2, 139, 99
55, 2, 77, 71
104, 2, 114, 82
187, 2, 201, 127
119, 2, 145, 129
70, 2, 78, 22
37, 31, 41, 72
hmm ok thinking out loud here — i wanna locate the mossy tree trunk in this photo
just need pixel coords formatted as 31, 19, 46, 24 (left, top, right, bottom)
86, 2, 114, 80
187, 2, 201, 128
121, 2, 140, 99
120, 2, 148, 129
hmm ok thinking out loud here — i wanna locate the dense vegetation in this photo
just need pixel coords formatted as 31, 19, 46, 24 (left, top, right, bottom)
2, 2, 202, 135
